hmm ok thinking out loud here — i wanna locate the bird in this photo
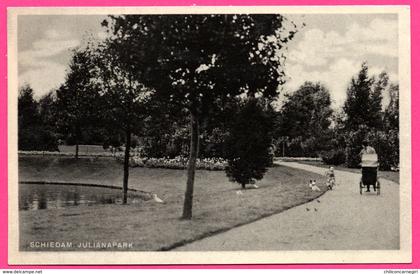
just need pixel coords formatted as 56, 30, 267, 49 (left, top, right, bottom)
152, 194, 165, 203
236, 190, 244, 195
250, 184, 259, 189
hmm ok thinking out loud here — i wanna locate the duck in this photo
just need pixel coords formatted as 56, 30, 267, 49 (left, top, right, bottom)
152, 194, 165, 203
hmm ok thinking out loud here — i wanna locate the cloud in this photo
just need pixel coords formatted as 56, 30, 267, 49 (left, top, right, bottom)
287, 18, 398, 69
282, 17, 398, 108
19, 62, 67, 98
283, 58, 397, 109
18, 29, 80, 98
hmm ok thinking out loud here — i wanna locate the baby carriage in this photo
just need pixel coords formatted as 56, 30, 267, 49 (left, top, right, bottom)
360, 153, 380, 195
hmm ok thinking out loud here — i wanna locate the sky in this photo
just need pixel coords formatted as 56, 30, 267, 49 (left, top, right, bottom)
17, 13, 398, 108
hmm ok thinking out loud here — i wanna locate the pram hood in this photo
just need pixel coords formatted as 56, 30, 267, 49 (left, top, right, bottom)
361, 153, 378, 167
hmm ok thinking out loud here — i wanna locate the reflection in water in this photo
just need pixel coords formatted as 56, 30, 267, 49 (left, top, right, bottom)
19, 183, 149, 211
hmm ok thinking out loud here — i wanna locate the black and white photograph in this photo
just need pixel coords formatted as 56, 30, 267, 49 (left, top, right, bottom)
7, 6, 411, 264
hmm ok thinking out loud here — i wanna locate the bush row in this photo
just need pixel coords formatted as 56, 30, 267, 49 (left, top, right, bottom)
319, 129, 399, 170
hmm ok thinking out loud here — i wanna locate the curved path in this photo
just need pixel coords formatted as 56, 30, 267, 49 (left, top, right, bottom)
176, 161, 399, 250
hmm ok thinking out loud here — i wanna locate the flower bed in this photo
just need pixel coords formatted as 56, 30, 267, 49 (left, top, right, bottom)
18, 150, 115, 157
124, 156, 227, 171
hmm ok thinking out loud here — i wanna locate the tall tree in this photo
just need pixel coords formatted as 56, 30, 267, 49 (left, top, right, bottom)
341, 64, 394, 168
18, 85, 40, 150
382, 83, 399, 168
105, 14, 297, 219
55, 48, 103, 159
39, 91, 57, 129
276, 81, 333, 156
18, 85, 39, 129
384, 83, 399, 131
90, 29, 152, 204
343, 62, 384, 131
370, 71, 388, 128
18, 85, 58, 151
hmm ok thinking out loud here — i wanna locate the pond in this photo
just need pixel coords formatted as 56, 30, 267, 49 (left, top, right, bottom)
19, 183, 151, 211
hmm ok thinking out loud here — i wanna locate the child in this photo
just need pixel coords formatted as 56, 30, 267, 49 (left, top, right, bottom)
309, 180, 321, 191
325, 166, 336, 190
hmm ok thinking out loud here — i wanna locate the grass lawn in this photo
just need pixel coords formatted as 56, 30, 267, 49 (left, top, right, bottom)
297, 160, 400, 184
19, 155, 327, 251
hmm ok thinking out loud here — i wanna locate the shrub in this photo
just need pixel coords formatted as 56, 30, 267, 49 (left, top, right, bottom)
344, 125, 369, 168
225, 99, 274, 188
366, 130, 399, 171
344, 126, 399, 170
320, 149, 346, 165
18, 127, 58, 151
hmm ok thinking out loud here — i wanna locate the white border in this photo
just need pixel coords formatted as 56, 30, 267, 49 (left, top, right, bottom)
7, 5, 412, 265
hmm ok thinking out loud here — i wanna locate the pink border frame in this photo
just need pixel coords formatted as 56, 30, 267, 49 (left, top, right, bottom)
0, 0, 417, 269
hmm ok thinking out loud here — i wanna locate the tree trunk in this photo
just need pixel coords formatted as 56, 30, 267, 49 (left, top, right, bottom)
75, 143, 79, 160
123, 128, 132, 204
241, 183, 246, 189
75, 124, 80, 160
182, 112, 200, 220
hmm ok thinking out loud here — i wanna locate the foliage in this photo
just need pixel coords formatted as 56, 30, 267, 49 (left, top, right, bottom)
384, 84, 399, 131
365, 130, 398, 171
18, 85, 58, 151
344, 125, 369, 168
19, 127, 58, 151
275, 81, 334, 157
18, 85, 40, 129
104, 14, 297, 218
225, 98, 274, 188
320, 149, 346, 166
381, 84, 399, 170
343, 128, 398, 170
91, 22, 155, 204
339, 64, 399, 169
141, 108, 190, 158
342, 62, 384, 132
55, 48, 104, 158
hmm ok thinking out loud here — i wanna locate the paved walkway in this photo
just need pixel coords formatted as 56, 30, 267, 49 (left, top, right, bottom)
176, 161, 399, 250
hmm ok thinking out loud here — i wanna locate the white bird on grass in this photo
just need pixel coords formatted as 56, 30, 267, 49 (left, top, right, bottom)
152, 194, 165, 203
236, 190, 244, 195
250, 184, 259, 189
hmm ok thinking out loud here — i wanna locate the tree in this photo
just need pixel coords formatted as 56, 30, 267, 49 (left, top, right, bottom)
90, 29, 152, 204
225, 98, 274, 188
341, 64, 395, 168
370, 71, 388, 128
275, 81, 333, 157
384, 83, 399, 131
105, 14, 297, 219
18, 85, 39, 129
55, 48, 103, 159
343, 62, 383, 132
18, 85, 58, 151
382, 83, 399, 169
18, 85, 40, 150
39, 91, 57, 129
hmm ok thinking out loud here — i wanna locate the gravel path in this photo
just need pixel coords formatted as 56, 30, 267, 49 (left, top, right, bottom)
175, 161, 399, 250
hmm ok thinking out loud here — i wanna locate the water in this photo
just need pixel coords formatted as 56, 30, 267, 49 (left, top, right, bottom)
19, 183, 150, 211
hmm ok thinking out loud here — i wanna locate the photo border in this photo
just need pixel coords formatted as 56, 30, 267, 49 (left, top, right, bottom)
0, 0, 418, 269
